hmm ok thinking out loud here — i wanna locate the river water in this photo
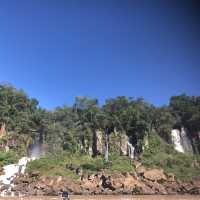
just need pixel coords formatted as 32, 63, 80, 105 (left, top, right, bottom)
0, 195, 199, 200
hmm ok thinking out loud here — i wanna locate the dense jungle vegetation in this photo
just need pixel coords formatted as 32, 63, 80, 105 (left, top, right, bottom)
0, 83, 200, 181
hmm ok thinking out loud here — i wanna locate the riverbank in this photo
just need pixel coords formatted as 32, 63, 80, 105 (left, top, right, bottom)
0, 195, 200, 200
11, 166, 200, 196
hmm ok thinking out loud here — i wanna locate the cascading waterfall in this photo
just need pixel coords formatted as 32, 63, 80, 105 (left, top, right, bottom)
180, 127, 193, 153
127, 141, 135, 159
0, 157, 35, 196
171, 129, 184, 153
0, 143, 41, 196
171, 128, 193, 153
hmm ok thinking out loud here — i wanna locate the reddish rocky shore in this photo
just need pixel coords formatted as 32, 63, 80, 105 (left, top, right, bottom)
0, 196, 200, 200
8, 161, 200, 196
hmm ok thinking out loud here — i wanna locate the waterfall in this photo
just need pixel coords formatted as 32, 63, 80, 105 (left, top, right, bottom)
127, 141, 135, 159
0, 143, 41, 196
171, 129, 184, 153
0, 156, 35, 196
180, 127, 193, 153
171, 128, 193, 153
0, 138, 43, 196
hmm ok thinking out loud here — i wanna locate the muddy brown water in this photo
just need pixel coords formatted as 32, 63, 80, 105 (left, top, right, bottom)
0, 196, 200, 200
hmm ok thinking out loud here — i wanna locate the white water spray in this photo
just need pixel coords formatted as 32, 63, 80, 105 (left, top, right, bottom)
127, 141, 135, 159
171, 129, 184, 153
171, 128, 193, 153
180, 127, 193, 153
0, 157, 35, 196
0, 144, 42, 196
30, 143, 42, 158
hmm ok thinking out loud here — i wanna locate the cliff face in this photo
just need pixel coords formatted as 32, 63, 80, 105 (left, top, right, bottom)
92, 130, 135, 159
91, 127, 199, 159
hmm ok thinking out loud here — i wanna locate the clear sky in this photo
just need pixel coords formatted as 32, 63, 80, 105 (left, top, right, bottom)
0, 0, 199, 109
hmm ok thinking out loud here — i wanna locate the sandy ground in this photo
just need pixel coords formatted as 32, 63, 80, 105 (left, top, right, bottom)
0, 195, 200, 200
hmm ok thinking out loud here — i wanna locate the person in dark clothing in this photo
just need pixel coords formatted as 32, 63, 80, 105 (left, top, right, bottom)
61, 191, 70, 200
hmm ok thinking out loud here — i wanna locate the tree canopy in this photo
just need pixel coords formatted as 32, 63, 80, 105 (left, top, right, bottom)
0, 84, 199, 155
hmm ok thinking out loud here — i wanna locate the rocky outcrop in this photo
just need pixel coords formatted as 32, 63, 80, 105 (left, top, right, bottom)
143, 169, 167, 182
11, 163, 200, 196
93, 130, 135, 159
93, 130, 104, 155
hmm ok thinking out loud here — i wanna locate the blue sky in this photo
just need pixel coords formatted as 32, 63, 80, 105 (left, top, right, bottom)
0, 0, 199, 109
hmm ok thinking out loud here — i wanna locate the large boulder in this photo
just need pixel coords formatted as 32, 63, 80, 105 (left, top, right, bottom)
123, 173, 155, 194
136, 166, 146, 176
143, 179, 167, 194
111, 172, 154, 194
187, 176, 200, 194
143, 169, 167, 182
163, 181, 180, 194
111, 173, 124, 190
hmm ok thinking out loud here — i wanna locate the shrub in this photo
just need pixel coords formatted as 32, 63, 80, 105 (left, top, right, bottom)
0, 151, 19, 166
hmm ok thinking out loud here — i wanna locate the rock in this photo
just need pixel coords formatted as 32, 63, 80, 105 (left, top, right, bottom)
65, 180, 82, 194
11, 165, 200, 195
143, 169, 167, 182
0, 167, 4, 176
0, 184, 10, 191
76, 167, 83, 176
120, 133, 129, 156
93, 130, 104, 155
192, 175, 200, 186
122, 173, 147, 194
55, 176, 63, 184
14, 176, 32, 184
180, 182, 194, 193
81, 173, 102, 191
47, 179, 54, 187
167, 173, 176, 182
81, 179, 97, 192
163, 181, 180, 194
13, 184, 27, 193
179, 178, 200, 195
111, 172, 154, 195
136, 166, 146, 176
88, 174, 96, 181
66, 163, 79, 171
133, 160, 141, 169
35, 189, 45, 196
30, 170, 40, 177
34, 181, 47, 189
189, 187, 200, 195
143, 179, 167, 194
110, 173, 125, 190
140, 185, 156, 195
